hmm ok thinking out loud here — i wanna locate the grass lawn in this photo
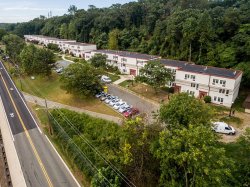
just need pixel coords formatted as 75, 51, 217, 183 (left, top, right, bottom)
105, 72, 120, 82
29, 104, 91, 187
11, 73, 121, 117
119, 80, 169, 103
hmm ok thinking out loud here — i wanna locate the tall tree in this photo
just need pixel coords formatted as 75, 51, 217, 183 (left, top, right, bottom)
159, 93, 213, 129
89, 54, 107, 68
154, 124, 234, 187
136, 60, 174, 93
2, 34, 25, 63
108, 29, 119, 50
60, 63, 103, 97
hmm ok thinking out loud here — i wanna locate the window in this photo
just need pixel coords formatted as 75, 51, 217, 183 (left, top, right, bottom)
191, 75, 196, 81
191, 83, 196, 87
121, 58, 127, 62
196, 84, 199, 89
219, 89, 225, 94
226, 90, 229, 95
220, 80, 226, 85
185, 74, 189, 79
218, 97, 224, 103
113, 56, 118, 60
214, 96, 217, 101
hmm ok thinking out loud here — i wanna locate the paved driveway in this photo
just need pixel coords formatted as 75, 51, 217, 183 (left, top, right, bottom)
107, 84, 160, 123
55, 60, 73, 68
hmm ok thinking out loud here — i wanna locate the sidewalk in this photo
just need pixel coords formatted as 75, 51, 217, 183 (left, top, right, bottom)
0, 97, 27, 187
113, 74, 133, 85
62, 54, 74, 63
23, 93, 123, 125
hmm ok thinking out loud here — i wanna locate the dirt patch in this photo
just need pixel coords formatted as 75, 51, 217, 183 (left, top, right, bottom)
219, 112, 250, 143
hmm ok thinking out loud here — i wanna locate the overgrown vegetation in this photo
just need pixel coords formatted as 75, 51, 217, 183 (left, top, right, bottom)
45, 93, 249, 186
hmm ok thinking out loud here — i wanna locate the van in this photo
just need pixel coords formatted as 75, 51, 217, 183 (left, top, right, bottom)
212, 122, 236, 135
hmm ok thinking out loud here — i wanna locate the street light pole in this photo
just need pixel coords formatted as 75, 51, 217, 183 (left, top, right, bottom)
229, 102, 234, 117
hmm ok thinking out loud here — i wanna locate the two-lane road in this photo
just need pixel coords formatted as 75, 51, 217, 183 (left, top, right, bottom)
0, 61, 80, 187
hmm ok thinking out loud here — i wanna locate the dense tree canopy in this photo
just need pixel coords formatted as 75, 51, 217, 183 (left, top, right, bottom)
60, 63, 103, 97
4, 0, 249, 86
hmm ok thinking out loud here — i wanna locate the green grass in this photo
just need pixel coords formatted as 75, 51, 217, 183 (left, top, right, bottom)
105, 72, 120, 82
11, 73, 121, 117
119, 80, 133, 87
220, 116, 243, 127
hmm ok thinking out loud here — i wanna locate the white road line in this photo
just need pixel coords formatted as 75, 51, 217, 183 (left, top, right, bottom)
45, 135, 82, 187
0, 96, 15, 141
0, 61, 42, 134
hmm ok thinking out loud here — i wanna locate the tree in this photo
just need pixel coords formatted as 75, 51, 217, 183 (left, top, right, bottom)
159, 93, 213, 129
20, 46, 55, 76
68, 5, 77, 15
0, 29, 7, 41
119, 119, 161, 186
2, 34, 25, 63
91, 167, 121, 187
60, 63, 103, 97
108, 29, 119, 50
47, 43, 60, 51
89, 54, 107, 68
154, 124, 234, 187
136, 60, 173, 93
59, 23, 68, 39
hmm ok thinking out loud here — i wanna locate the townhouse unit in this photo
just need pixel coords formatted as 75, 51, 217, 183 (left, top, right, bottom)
160, 59, 242, 107
85, 50, 160, 76
61, 42, 97, 58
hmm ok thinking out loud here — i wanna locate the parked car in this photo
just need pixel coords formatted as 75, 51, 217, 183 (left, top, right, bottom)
101, 75, 112, 84
56, 67, 63, 74
118, 105, 131, 113
100, 94, 110, 101
105, 95, 115, 104
212, 122, 236, 135
113, 101, 126, 110
109, 98, 120, 106
95, 91, 105, 98
123, 108, 139, 118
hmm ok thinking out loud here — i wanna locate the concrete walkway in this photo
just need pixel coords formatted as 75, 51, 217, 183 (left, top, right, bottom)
0, 96, 27, 187
23, 93, 123, 125
62, 54, 74, 63
113, 74, 133, 85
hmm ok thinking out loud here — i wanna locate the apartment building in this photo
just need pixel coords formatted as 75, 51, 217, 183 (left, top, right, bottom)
85, 50, 160, 76
61, 42, 97, 58
24, 35, 96, 57
160, 59, 242, 107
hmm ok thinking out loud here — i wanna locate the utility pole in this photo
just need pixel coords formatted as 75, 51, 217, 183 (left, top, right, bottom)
45, 98, 53, 135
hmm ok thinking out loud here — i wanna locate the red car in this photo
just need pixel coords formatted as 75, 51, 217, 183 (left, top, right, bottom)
123, 108, 139, 118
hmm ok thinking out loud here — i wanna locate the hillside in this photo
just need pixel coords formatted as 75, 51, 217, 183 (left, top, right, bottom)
3, 0, 250, 86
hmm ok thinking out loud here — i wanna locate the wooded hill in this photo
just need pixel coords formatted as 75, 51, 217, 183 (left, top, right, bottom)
3, 0, 250, 86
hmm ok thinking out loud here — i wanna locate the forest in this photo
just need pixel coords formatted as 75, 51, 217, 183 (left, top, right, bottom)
1, 0, 249, 87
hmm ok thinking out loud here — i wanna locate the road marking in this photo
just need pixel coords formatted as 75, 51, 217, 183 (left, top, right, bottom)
45, 135, 81, 187
0, 71, 54, 187
0, 62, 42, 133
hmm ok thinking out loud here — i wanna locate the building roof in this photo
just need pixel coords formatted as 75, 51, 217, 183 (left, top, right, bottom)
65, 42, 96, 46
160, 59, 242, 79
94, 50, 160, 60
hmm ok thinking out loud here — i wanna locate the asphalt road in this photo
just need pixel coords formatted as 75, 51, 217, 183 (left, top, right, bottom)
0, 61, 80, 187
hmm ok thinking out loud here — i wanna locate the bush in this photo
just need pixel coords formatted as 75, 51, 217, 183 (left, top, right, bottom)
204, 96, 211, 103
162, 86, 174, 93
47, 43, 59, 51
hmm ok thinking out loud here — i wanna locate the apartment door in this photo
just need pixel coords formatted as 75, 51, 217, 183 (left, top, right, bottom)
174, 85, 181, 93
130, 69, 136, 76
199, 91, 207, 98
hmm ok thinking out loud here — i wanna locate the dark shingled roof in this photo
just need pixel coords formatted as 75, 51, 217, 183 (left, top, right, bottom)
94, 50, 160, 60
65, 42, 95, 46
160, 59, 241, 79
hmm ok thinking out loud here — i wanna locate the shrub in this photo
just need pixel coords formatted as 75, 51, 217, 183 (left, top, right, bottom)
204, 96, 211, 103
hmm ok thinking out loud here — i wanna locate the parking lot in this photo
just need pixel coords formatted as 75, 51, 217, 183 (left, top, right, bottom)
107, 84, 160, 123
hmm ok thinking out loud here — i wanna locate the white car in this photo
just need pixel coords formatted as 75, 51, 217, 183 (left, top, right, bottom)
118, 105, 131, 113
56, 67, 63, 73
109, 98, 120, 106
101, 75, 112, 84
105, 96, 115, 104
212, 122, 236, 135
113, 101, 126, 110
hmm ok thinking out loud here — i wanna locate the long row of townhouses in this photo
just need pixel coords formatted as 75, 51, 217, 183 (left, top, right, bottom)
24, 35, 242, 107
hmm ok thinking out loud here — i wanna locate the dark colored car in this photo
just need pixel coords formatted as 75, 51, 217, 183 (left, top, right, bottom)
123, 108, 139, 118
